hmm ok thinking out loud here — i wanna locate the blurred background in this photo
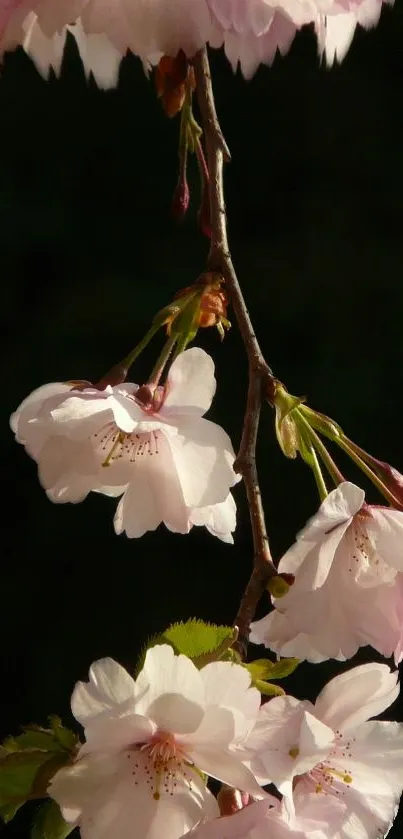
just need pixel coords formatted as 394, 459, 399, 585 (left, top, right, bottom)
1, 5, 403, 835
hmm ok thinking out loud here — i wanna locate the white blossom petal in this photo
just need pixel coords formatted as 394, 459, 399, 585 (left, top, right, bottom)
314, 663, 400, 731
168, 418, 236, 507
134, 645, 205, 722
189, 493, 237, 543
245, 696, 335, 794
113, 431, 190, 537
51, 750, 218, 839
160, 348, 216, 419
365, 507, 403, 571
199, 661, 261, 741
189, 746, 263, 794
72, 658, 137, 725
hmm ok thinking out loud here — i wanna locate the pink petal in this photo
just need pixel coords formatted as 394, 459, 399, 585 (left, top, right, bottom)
168, 418, 236, 507
71, 658, 136, 725
161, 348, 216, 419
135, 645, 205, 722
314, 663, 399, 731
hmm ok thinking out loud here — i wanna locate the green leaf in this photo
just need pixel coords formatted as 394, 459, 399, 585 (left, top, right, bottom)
245, 659, 276, 682
268, 658, 300, 680
31, 801, 74, 839
3, 729, 65, 755
3, 721, 78, 759
49, 718, 78, 753
0, 751, 52, 804
31, 753, 71, 797
0, 800, 23, 823
136, 621, 238, 674
255, 680, 285, 697
246, 658, 300, 688
162, 620, 236, 662
0, 748, 73, 825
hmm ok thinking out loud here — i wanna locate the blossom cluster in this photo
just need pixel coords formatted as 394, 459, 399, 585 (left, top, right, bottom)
11, 348, 239, 542
11, 347, 403, 666
5, 3, 402, 835
47, 644, 403, 839
0, 0, 391, 86
9, 343, 403, 839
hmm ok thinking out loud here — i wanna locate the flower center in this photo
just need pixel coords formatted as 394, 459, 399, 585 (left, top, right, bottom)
309, 763, 353, 794
141, 731, 184, 770
91, 424, 161, 467
348, 518, 396, 586
304, 732, 354, 797
125, 731, 193, 801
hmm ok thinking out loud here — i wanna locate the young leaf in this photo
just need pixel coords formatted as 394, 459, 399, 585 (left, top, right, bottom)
49, 718, 78, 753
0, 751, 52, 804
2, 721, 78, 758
267, 658, 300, 680
162, 620, 236, 661
31, 753, 71, 797
31, 800, 74, 839
3, 729, 65, 755
0, 748, 73, 824
255, 680, 285, 697
245, 659, 275, 682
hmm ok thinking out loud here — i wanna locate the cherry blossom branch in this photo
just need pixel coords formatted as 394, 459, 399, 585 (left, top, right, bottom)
193, 48, 278, 659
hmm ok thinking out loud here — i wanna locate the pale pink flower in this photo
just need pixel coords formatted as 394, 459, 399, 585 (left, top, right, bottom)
49, 644, 262, 839
0, 0, 213, 81
250, 482, 403, 663
10, 348, 239, 539
207, 0, 390, 77
315, 0, 387, 65
0, 0, 390, 85
244, 663, 403, 839
0, 1, 123, 87
187, 493, 237, 544
208, 10, 297, 79
181, 793, 345, 839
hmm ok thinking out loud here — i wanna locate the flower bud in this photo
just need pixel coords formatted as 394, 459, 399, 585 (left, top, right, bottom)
171, 169, 190, 220
95, 364, 129, 390
273, 383, 304, 459
155, 51, 195, 118
341, 438, 403, 511
267, 573, 295, 598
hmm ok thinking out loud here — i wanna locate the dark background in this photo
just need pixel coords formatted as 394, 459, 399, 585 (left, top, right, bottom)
1, 5, 403, 836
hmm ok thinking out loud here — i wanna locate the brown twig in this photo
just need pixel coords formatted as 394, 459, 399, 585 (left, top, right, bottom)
193, 48, 278, 659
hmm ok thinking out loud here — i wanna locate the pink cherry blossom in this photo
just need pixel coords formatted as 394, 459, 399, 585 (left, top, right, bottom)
243, 663, 403, 839
209, 0, 391, 75
10, 347, 239, 540
180, 793, 345, 839
250, 482, 403, 663
0, 1, 122, 88
0, 0, 391, 86
49, 644, 262, 839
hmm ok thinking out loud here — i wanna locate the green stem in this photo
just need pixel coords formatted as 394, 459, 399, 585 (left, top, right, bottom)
172, 331, 195, 360
310, 446, 329, 501
336, 436, 401, 507
296, 415, 329, 501
297, 411, 345, 487
121, 323, 161, 372
148, 336, 177, 385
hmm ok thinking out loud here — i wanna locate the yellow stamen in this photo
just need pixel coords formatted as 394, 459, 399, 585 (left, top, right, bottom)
102, 431, 125, 467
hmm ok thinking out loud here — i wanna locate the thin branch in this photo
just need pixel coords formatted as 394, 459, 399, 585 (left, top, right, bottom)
194, 48, 278, 659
